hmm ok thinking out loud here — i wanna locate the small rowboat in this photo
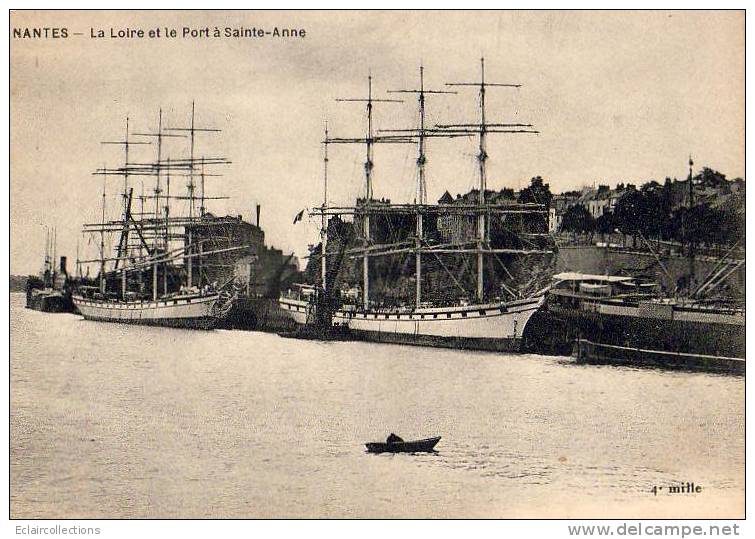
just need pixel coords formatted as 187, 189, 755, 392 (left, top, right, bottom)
365, 436, 441, 454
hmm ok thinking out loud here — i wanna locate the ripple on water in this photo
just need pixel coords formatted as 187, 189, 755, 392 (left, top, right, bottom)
9, 294, 745, 518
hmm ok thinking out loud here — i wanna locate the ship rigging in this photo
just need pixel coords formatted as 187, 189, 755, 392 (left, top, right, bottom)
280, 59, 556, 352
73, 104, 244, 329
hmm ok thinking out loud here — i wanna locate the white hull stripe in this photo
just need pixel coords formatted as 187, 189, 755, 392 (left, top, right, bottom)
278, 296, 545, 340
278, 297, 543, 321
73, 294, 219, 321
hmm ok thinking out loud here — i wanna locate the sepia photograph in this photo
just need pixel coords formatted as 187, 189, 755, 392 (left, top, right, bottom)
8, 8, 745, 524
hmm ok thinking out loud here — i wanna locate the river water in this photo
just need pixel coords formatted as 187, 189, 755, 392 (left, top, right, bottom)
10, 294, 744, 518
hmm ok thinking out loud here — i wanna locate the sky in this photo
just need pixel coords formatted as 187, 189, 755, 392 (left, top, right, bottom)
10, 10, 744, 274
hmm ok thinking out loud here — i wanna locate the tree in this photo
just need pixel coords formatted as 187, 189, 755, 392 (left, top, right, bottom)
695, 167, 727, 188
640, 189, 668, 239
613, 189, 645, 237
595, 211, 615, 236
517, 176, 553, 233
670, 204, 719, 247
560, 204, 595, 234
715, 204, 745, 247
518, 176, 553, 208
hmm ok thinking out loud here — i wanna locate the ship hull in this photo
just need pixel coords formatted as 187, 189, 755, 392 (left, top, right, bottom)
72, 294, 221, 330
345, 330, 522, 352
574, 338, 744, 375
219, 297, 299, 332
26, 290, 74, 313
278, 295, 545, 353
548, 297, 745, 374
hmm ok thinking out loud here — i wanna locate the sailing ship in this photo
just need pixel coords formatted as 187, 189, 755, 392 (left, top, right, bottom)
547, 159, 745, 374
279, 60, 556, 351
72, 105, 243, 329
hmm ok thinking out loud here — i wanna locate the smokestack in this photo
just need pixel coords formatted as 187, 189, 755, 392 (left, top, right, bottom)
256, 204, 261, 227
59, 256, 67, 275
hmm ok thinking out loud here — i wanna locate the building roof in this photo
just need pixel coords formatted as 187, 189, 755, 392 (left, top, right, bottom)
438, 191, 454, 204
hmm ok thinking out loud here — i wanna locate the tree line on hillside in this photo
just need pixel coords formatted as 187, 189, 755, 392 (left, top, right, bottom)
559, 169, 745, 248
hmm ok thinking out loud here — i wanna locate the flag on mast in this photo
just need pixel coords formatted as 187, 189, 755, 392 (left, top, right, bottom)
293, 209, 305, 224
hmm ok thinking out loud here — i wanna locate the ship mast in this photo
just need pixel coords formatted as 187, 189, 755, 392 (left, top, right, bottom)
83, 106, 232, 299
386, 65, 456, 307
139, 182, 145, 291
137, 109, 162, 300
52, 227, 57, 284
321, 121, 329, 292
101, 117, 150, 298
319, 61, 539, 307
687, 155, 695, 292
44, 227, 49, 282
477, 59, 488, 301
134, 109, 185, 300
164, 157, 171, 295
100, 167, 106, 293
332, 74, 406, 309
165, 103, 221, 289
153, 112, 162, 300
120, 119, 131, 297
444, 58, 536, 301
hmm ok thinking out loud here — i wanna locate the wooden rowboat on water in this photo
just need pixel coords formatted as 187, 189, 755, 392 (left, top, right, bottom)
365, 436, 441, 454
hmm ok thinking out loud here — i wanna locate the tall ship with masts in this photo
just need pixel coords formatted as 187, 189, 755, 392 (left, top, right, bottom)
280, 60, 556, 351
73, 104, 243, 329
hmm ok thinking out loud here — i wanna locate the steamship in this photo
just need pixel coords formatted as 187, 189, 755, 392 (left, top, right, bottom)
25, 227, 74, 314
547, 159, 745, 374
548, 272, 745, 374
